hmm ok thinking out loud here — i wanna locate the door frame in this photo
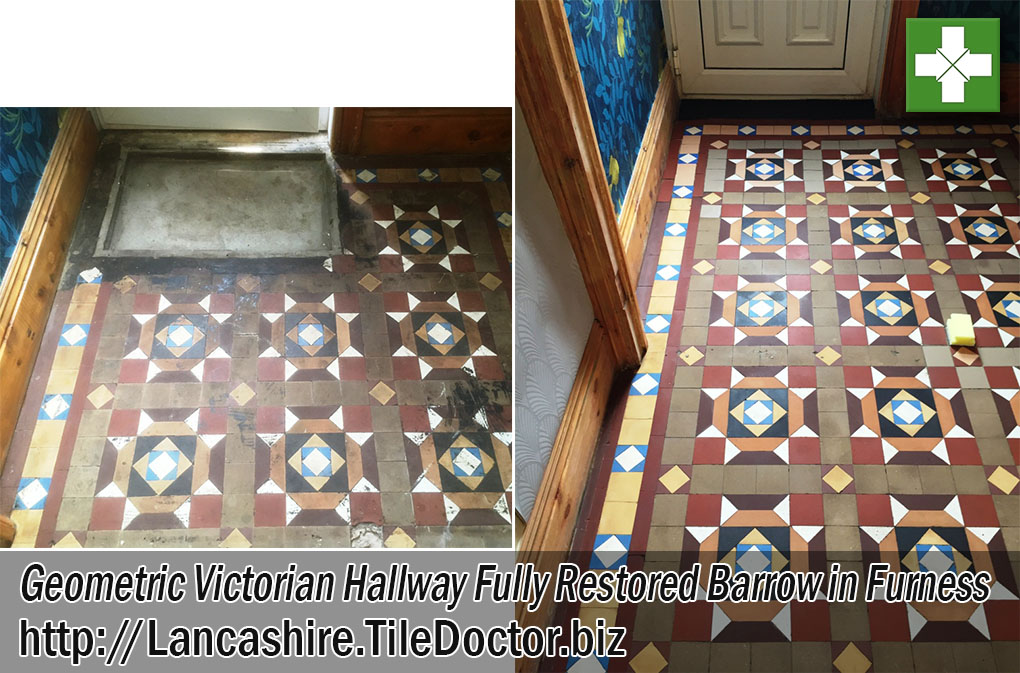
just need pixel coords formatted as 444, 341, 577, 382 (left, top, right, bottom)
663, 0, 892, 98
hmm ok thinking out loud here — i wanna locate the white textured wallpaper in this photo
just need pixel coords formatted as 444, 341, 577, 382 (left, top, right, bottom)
514, 103, 594, 521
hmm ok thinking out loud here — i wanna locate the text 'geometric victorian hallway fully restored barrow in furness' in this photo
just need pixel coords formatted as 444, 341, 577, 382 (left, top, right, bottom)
553, 121, 1019, 673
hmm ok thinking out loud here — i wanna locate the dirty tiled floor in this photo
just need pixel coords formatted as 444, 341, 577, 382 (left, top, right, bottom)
2, 142, 512, 549
556, 122, 1019, 672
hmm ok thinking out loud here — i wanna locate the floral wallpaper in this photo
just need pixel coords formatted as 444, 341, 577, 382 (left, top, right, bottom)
564, 0, 666, 214
1, 107, 60, 278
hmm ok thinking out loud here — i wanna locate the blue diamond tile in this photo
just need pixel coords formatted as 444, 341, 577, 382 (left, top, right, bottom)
665, 222, 687, 237
630, 373, 660, 396
684, 126, 702, 135
791, 125, 811, 136
738, 125, 756, 136
847, 125, 865, 136
591, 534, 631, 570
900, 125, 919, 136
655, 265, 681, 281
673, 185, 693, 199
15, 477, 50, 510
39, 394, 72, 421
59, 324, 90, 346
644, 314, 671, 333
678, 153, 698, 165
612, 445, 647, 473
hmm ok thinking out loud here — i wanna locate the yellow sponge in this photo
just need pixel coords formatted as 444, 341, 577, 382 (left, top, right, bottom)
946, 313, 975, 347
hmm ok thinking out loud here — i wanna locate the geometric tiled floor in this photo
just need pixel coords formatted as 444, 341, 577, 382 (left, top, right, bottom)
554, 122, 1019, 672
1, 155, 512, 549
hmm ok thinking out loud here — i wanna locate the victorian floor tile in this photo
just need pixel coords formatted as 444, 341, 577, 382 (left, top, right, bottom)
2, 144, 511, 548
551, 122, 1019, 672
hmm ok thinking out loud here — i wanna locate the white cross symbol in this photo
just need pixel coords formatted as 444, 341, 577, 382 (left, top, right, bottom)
915, 26, 992, 103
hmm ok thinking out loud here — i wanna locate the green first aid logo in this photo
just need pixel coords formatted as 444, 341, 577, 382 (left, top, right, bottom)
906, 18, 999, 112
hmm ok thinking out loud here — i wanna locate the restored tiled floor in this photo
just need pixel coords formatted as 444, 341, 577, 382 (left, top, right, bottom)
555, 122, 1019, 672
1, 148, 512, 548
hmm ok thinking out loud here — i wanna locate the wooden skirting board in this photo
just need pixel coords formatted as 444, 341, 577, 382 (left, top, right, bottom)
514, 322, 618, 673
330, 107, 511, 156
618, 70, 678, 281
0, 108, 99, 472
516, 0, 646, 370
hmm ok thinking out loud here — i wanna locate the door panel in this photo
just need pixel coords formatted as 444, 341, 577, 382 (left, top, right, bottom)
702, 0, 848, 69
666, 0, 889, 97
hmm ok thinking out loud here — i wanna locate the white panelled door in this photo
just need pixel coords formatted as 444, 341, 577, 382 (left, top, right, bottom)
663, 0, 889, 97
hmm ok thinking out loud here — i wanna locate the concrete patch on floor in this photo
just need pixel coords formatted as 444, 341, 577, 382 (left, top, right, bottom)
96, 151, 339, 257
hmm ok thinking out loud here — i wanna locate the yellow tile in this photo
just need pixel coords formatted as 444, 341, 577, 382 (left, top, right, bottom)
823, 466, 854, 493
22, 445, 60, 476
53, 533, 83, 548
638, 348, 665, 374
929, 260, 951, 275
702, 192, 722, 204
219, 529, 252, 548
679, 346, 704, 365
624, 395, 657, 420
833, 643, 871, 673
806, 193, 827, 205
680, 137, 700, 150
64, 303, 95, 324
577, 606, 617, 630
630, 642, 668, 673
10, 510, 42, 548
71, 283, 100, 303
647, 296, 675, 315
674, 165, 696, 185
606, 473, 643, 502
384, 527, 417, 548
692, 260, 715, 275
659, 465, 690, 493
815, 346, 842, 366
811, 260, 833, 274
661, 236, 686, 251
45, 369, 78, 394
618, 419, 652, 446
645, 333, 668, 351
52, 347, 83, 371
651, 280, 677, 297
597, 501, 637, 535
657, 249, 685, 265
29, 420, 65, 450
988, 466, 1019, 494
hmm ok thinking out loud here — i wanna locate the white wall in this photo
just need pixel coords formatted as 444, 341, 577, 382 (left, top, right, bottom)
514, 102, 594, 521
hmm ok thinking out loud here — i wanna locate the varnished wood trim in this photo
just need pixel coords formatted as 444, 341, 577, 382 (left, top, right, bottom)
0, 515, 14, 547
516, 0, 646, 369
515, 323, 617, 672
876, 0, 919, 119
618, 70, 677, 281
330, 107, 511, 156
0, 108, 99, 469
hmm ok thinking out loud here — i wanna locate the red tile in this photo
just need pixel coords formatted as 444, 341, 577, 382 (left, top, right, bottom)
473, 357, 505, 380
399, 406, 430, 432
702, 367, 731, 388
834, 275, 860, 291
254, 493, 285, 527
335, 292, 360, 312
839, 326, 868, 345
707, 326, 734, 345
791, 601, 830, 641
927, 367, 959, 387
945, 439, 981, 465
343, 405, 373, 432
672, 601, 712, 641
189, 495, 222, 529
132, 294, 160, 313
789, 438, 820, 465
199, 407, 228, 434
986, 600, 1020, 641
788, 326, 815, 345
390, 357, 419, 380
857, 494, 893, 525
713, 275, 739, 291
959, 494, 999, 526
350, 492, 383, 525
119, 360, 148, 384
986, 367, 1018, 388
787, 275, 811, 291
788, 366, 816, 387
259, 292, 284, 312
108, 409, 140, 436
257, 358, 285, 381
202, 358, 230, 382
209, 294, 234, 313
851, 438, 884, 464
412, 492, 446, 526
255, 406, 284, 433
383, 292, 409, 312
790, 494, 823, 524
90, 498, 125, 530
685, 494, 721, 525
843, 367, 874, 387
866, 601, 910, 641
338, 358, 367, 380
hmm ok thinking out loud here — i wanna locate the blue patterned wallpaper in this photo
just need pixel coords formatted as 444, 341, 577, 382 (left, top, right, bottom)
1, 107, 60, 278
564, 0, 666, 214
